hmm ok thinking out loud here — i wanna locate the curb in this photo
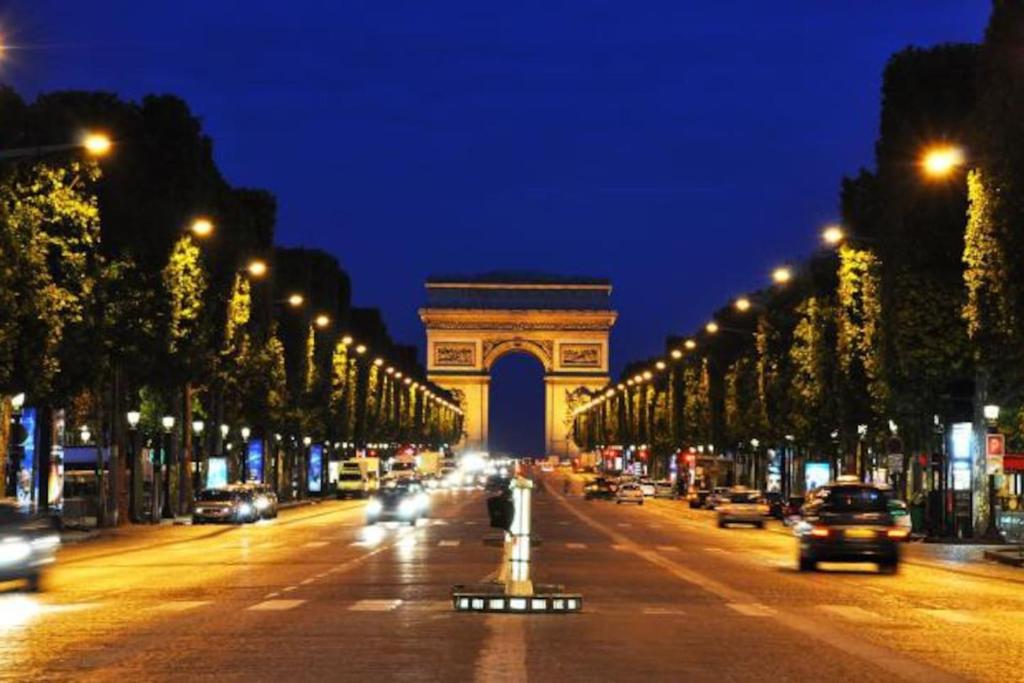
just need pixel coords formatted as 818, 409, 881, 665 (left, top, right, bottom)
983, 549, 1024, 568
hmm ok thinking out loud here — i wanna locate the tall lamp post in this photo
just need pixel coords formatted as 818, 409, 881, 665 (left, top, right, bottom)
192, 420, 205, 494
240, 426, 251, 482
126, 410, 141, 522
161, 416, 175, 519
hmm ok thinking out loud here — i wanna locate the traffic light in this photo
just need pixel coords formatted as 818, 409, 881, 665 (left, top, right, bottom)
487, 492, 514, 532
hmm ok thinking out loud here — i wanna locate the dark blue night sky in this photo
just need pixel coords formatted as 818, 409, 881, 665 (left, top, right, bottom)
6, 2, 990, 454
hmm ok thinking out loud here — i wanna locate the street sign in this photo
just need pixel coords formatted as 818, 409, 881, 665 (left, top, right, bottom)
986, 433, 1005, 475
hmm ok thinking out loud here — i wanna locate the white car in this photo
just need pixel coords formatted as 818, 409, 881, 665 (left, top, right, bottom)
716, 489, 769, 528
638, 479, 657, 497
615, 483, 645, 505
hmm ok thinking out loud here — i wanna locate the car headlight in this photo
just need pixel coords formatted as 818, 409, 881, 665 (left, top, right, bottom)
367, 499, 383, 515
417, 493, 429, 509
0, 539, 32, 564
399, 499, 417, 516
254, 496, 270, 510
238, 503, 253, 515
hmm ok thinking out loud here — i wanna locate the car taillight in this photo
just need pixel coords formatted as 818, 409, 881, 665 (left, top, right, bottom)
886, 528, 910, 540
809, 526, 831, 538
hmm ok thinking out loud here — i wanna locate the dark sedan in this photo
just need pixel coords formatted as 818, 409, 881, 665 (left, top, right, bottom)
366, 480, 428, 525
583, 478, 615, 501
797, 483, 907, 573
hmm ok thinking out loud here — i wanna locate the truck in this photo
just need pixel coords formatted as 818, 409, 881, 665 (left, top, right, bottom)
336, 457, 380, 498
416, 451, 443, 477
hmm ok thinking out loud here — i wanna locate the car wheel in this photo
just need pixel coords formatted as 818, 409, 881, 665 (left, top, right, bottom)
755, 521, 764, 529
798, 556, 816, 572
25, 573, 43, 592
878, 560, 898, 575
638, 500, 644, 506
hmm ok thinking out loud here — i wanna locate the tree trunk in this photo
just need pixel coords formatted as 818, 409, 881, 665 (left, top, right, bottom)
0, 398, 10, 498
95, 383, 107, 528
181, 382, 193, 512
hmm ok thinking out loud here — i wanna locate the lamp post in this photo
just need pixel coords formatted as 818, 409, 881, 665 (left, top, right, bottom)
161, 416, 175, 520
126, 410, 141, 522
192, 420, 205, 493
240, 426, 251, 482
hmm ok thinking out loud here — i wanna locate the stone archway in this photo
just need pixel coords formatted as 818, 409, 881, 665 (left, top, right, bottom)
420, 275, 616, 457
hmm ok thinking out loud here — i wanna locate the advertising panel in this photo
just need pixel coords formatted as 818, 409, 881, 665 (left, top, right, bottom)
207, 457, 228, 488
308, 443, 323, 493
16, 407, 36, 505
805, 462, 830, 492
246, 439, 264, 482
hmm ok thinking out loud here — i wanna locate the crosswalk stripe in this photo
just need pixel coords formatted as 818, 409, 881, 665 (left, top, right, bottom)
248, 599, 305, 611
566, 542, 587, 550
818, 605, 880, 622
350, 599, 403, 612
154, 601, 210, 612
438, 540, 460, 547
727, 603, 775, 617
918, 609, 980, 624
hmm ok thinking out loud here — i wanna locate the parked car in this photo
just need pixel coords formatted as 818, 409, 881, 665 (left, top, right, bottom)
244, 482, 278, 519
717, 489, 769, 528
0, 502, 60, 592
796, 482, 906, 573
193, 487, 259, 524
637, 479, 657, 497
584, 478, 616, 501
704, 487, 731, 510
653, 481, 677, 499
615, 482, 645, 505
687, 488, 710, 509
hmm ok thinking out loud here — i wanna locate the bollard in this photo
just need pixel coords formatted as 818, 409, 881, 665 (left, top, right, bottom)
452, 474, 582, 613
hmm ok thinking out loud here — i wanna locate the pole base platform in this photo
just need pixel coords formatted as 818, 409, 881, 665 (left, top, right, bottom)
451, 583, 582, 613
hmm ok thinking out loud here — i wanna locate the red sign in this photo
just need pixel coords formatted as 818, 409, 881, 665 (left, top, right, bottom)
987, 434, 1005, 458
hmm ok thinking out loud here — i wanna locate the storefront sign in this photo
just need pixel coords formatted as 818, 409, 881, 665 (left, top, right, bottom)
986, 434, 1005, 475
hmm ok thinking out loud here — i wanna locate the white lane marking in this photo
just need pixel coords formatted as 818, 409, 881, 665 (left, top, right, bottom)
566, 542, 587, 550
704, 547, 729, 554
300, 578, 316, 585
350, 599, 403, 612
263, 592, 280, 599
464, 521, 479, 526
919, 609, 980, 625
818, 605, 882, 622
642, 607, 686, 615
656, 545, 680, 552
616, 523, 632, 528
248, 599, 305, 611
438, 540, 461, 547
282, 586, 298, 593
303, 541, 328, 548
611, 544, 630, 551
727, 603, 775, 617
154, 601, 210, 612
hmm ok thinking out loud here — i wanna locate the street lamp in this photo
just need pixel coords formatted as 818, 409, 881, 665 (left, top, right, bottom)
189, 218, 214, 238
734, 297, 751, 312
11, 392, 25, 411
341, 335, 354, 346
192, 420, 205, 492
81, 132, 113, 157
822, 224, 845, 246
161, 416, 175, 519
241, 426, 251, 441
126, 410, 141, 521
220, 424, 230, 440
684, 339, 697, 351
314, 314, 330, 328
246, 259, 268, 278
705, 321, 719, 334
287, 293, 304, 307
772, 266, 792, 285
921, 144, 966, 179
79, 425, 91, 445
984, 404, 1001, 425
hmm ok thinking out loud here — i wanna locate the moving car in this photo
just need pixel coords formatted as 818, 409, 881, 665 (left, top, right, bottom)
366, 479, 429, 525
615, 482, 645, 505
653, 481, 677, 499
337, 472, 370, 498
637, 479, 657, 497
796, 482, 906, 573
782, 496, 805, 526
764, 491, 784, 520
888, 499, 912, 539
687, 488, 710, 509
584, 478, 615, 501
704, 487, 731, 510
245, 483, 278, 519
0, 502, 60, 592
717, 489, 769, 528
192, 487, 259, 524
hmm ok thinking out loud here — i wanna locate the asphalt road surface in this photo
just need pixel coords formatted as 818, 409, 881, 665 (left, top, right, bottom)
2, 477, 1024, 682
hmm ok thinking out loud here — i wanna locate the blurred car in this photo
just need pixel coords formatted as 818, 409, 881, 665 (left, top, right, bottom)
584, 478, 615, 501
615, 482, 645, 505
887, 499, 912, 539
337, 472, 370, 498
366, 479, 428, 525
717, 489, 769, 528
192, 487, 259, 524
245, 482, 278, 519
704, 487, 731, 510
764, 491, 784, 519
796, 482, 906, 573
653, 481, 677, 499
782, 496, 805, 526
0, 502, 60, 592
687, 488, 711, 509
637, 479, 657, 497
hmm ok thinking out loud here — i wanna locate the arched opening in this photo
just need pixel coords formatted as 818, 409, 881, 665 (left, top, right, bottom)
488, 352, 545, 458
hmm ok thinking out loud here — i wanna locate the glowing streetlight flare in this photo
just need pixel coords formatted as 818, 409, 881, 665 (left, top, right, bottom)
670, 349, 683, 359
82, 132, 112, 156
247, 259, 268, 277
772, 266, 792, 284
735, 297, 751, 312
190, 218, 214, 238
684, 339, 697, 350
314, 314, 330, 328
822, 224, 844, 246
921, 145, 965, 178
705, 321, 719, 334
287, 294, 304, 307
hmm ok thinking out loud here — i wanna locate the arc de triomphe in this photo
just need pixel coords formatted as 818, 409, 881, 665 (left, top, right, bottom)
420, 274, 616, 457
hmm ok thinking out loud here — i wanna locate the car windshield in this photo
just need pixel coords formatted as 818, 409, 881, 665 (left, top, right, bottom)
821, 486, 888, 512
339, 473, 363, 481
196, 490, 234, 502
728, 492, 761, 504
